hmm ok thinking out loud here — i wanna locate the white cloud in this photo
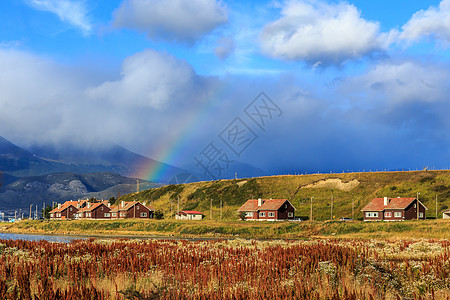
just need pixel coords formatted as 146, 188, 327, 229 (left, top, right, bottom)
260, 0, 391, 64
341, 61, 450, 104
113, 0, 228, 44
88, 49, 214, 110
401, 0, 450, 43
26, 0, 92, 35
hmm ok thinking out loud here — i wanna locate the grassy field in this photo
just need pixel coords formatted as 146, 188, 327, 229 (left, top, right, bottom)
114, 170, 450, 222
0, 238, 449, 299
3, 218, 450, 240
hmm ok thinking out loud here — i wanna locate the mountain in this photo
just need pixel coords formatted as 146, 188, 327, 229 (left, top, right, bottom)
0, 136, 189, 182
0, 172, 162, 214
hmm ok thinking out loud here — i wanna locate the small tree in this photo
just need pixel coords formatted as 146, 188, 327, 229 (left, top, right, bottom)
154, 211, 164, 220
109, 197, 116, 205
239, 211, 247, 221
42, 204, 57, 220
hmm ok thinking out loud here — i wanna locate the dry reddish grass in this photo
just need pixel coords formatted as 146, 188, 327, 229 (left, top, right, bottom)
0, 238, 449, 299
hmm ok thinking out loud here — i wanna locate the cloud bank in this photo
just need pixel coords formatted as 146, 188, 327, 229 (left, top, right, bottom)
401, 0, 450, 44
260, 0, 393, 64
113, 0, 228, 44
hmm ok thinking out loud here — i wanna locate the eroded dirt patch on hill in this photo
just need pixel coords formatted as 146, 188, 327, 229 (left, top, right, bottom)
302, 178, 360, 191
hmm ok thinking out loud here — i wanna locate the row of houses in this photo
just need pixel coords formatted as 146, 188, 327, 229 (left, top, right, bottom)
50, 196, 448, 221
237, 197, 441, 221
49, 199, 154, 220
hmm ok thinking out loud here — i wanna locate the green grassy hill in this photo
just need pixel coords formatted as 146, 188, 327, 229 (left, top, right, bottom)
115, 170, 450, 221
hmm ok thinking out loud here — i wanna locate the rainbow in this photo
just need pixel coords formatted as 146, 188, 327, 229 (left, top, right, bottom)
133, 84, 228, 182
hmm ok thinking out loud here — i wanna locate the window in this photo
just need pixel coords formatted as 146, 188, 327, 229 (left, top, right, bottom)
245, 212, 253, 217
259, 212, 265, 217
394, 212, 402, 218
419, 212, 424, 218
101, 207, 103, 211
104, 213, 110, 218
268, 212, 275, 217
137, 206, 140, 210
70, 207, 72, 211
385, 212, 392, 218
288, 212, 294, 218
112, 213, 117, 217
366, 212, 378, 218
140, 212, 147, 217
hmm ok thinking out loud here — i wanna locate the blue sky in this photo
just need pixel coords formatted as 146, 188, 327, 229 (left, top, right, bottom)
2, 0, 450, 177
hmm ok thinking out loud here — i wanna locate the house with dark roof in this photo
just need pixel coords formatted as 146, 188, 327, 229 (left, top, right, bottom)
238, 199, 296, 221
175, 210, 203, 220
361, 197, 427, 221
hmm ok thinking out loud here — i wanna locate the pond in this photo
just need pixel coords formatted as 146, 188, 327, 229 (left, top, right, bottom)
0, 232, 86, 243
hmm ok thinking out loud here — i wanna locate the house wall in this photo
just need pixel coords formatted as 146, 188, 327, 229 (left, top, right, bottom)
242, 211, 258, 220
443, 211, 450, 219
122, 203, 152, 219
363, 211, 383, 221
383, 210, 405, 221
62, 206, 78, 220
277, 203, 295, 220
91, 204, 111, 219
404, 202, 426, 220
176, 214, 202, 220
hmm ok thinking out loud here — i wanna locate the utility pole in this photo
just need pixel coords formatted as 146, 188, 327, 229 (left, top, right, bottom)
436, 195, 438, 219
29, 204, 32, 220
177, 195, 180, 214
331, 195, 333, 221
210, 198, 213, 220
417, 192, 420, 220
310, 197, 314, 221
220, 198, 223, 220
35, 205, 38, 220
137, 180, 139, 193
14, 211, 17, 220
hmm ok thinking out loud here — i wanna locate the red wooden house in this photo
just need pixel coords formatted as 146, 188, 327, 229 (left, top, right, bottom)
361, 197, 428, 221
238, 199, 296, 221
50, 201, 81, 220
78, 201, 111, 220
117, 201, 154, 219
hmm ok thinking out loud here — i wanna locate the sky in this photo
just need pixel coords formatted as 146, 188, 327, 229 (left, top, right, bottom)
1, 0, 450, 179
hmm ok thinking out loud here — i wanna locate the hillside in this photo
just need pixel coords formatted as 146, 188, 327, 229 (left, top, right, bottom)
116, 170, 450, 220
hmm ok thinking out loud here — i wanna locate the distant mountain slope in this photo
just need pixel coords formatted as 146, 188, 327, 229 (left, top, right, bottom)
0, 172, 162, 213
117, 170, 450, 221
0, 136, 190, 182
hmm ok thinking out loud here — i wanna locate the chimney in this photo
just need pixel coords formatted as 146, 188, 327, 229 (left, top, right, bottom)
121, 201, 125, 208
107, 203, 110, 207
258, 198, 263, 207
384, 197, 389, 206
87, 202, 90, 208
58, 203, 61, 209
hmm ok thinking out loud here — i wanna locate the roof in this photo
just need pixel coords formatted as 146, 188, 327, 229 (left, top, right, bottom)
177, 210, 203, 215
361, 198, 428, 212
83, 202, 108, 212
118, 201, 154, 212
50, 201, 79, 213
238, 199, 296, 212
442, 209, 450, 213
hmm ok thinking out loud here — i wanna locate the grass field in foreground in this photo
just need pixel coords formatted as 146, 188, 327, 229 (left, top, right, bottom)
2, 218, 450, 240
0, 238, 449, 299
